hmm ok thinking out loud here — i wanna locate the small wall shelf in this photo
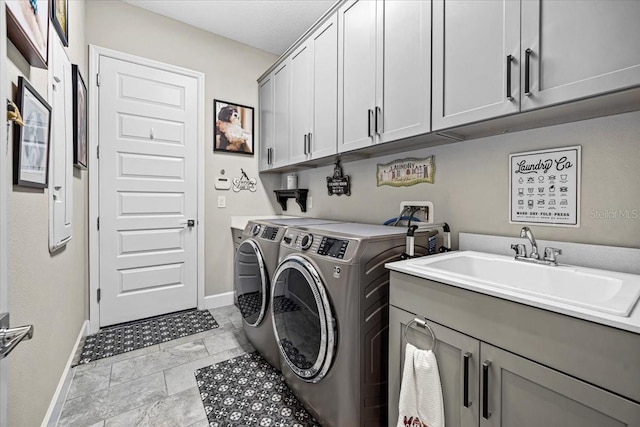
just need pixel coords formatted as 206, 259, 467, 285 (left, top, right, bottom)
274, 189, 308, 212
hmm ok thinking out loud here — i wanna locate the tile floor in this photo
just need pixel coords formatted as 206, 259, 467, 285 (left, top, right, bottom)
57, 305, 254, 427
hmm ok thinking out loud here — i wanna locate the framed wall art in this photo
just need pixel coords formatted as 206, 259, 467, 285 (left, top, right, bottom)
214, 99, 254, 155
6, 0, 50, 68
51, 0, 69, 46
14, 77, 52, 188
72, 64, 87, 169
377, 157, 435, 187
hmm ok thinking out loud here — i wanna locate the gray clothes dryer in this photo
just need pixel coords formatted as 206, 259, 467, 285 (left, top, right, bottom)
234, 218, 342, 369
270, 223, 441, 426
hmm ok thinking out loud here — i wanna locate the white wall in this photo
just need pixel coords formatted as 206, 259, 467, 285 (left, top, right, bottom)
290, 110, 640, 249
5, 1, 88, 425
85, 0, 281, 297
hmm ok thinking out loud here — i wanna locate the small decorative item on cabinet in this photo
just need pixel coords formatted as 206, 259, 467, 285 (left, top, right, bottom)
274, 189, 308, 212
327, 160, 350, 196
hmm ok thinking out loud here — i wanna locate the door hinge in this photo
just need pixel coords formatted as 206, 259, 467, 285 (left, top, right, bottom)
96, 73, 100, 86
97, 217, 100, 230
97, 288, 101, 303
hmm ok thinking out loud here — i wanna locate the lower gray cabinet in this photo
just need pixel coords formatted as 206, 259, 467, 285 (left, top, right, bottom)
389, 305, 640, 427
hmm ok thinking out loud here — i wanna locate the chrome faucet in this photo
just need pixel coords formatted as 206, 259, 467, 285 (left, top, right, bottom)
511, 227, 563, 266
520, 226, 539, 259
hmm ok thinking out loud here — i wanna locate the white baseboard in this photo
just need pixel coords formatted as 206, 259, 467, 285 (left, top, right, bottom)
204, 291, 235, 310
41, 320, 89, 427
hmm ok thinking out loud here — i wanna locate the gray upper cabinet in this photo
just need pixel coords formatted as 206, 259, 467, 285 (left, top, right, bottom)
338, 0, 377, 152
259, 76, 274, 171
339, 0, 431, 152
520, 0, 640, 111
481, 342, 640, 427
290, 14, 338, 165
272, 62, 290, 169
432, 0, 521, 130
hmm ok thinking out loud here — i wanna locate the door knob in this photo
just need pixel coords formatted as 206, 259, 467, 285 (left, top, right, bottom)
179, 219, 195, 228
0, 313, 34, 359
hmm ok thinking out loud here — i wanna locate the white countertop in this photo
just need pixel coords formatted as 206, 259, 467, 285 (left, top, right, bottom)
387, 251, 640, 335
230, 215, 299, 231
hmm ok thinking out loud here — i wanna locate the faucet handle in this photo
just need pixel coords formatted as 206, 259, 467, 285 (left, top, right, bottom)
544, 247, 562, 263
511, 244, 527, 257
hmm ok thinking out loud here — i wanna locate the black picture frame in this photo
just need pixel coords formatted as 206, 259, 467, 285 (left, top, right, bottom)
214, 99, 254, 155
50, 0, 69, 46
72, 64, 87, 169
14, 77, 52, 188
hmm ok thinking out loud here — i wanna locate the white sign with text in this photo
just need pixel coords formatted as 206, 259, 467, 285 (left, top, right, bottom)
509, 146, 581, 227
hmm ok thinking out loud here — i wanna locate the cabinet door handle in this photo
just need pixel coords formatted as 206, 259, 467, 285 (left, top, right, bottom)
463, 352, 472, 408
367, 109, 373, 138
268, 148, 272, 165
303, 134, 308, 155
375, 106, 382, 134
307, 133, 312, 154
506, 55, 514, 101
524, 48, 533, 96
482, 360, 492, 419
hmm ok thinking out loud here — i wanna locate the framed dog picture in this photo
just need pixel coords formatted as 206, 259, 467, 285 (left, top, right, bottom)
72, 64, 87, 169
214, 100, 254, 155
14, 77, 52, 188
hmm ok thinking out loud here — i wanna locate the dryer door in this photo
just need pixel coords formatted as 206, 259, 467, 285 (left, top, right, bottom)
271, 255, 336, 383
235, 239, 269, 327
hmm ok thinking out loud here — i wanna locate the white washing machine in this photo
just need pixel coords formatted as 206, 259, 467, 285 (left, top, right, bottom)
234, 218, 342, 369
270, 222, 443, 426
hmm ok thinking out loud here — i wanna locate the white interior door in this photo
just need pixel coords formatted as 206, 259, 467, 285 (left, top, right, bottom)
98, 56, 199, 327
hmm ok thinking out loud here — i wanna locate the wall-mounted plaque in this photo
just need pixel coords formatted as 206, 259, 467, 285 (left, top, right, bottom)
327, 161, 350, 196
509, 146, 581, 227
377, 157, 435, 187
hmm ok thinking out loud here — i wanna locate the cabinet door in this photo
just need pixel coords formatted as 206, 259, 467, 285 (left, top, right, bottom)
377, 0, 431, 144
258, 76, 274, 171
338, 0, 377, 153
480, 342, 640, 427
521, 0, 640, 111
389, 306, 480, 427
432, 0, 520, 131
273, 61, 290, 168
289, 42, 312, 164
310, 14, 338, 160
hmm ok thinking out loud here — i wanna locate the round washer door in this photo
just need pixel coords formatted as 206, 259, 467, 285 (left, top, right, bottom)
235, 240, 268, 327
271, 255, 335, 383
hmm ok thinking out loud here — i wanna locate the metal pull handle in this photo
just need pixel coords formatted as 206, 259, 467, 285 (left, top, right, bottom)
375, 106, 382, 134
267, 148, 272, 165
367, 109, 374, 138
307, 133, 312, 154
524, 48, 532, 96
482, 360, 491, 419
463, 352, 472, 408
506, 55, 514, 100
180, 219, 195, 228
0, 313, 34, 360
303, 134, 308, 155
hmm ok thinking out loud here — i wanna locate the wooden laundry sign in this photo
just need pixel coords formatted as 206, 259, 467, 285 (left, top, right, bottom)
377, 157, 435, 187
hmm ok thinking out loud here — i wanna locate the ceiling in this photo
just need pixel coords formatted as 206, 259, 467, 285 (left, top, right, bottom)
123, 0, 336, 56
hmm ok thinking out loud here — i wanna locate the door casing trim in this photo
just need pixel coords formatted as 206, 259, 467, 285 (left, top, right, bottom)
88, 45, 206, 333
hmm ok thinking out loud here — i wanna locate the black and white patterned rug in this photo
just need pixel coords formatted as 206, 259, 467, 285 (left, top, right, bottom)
76, 309, 219, 365
195, 351, 320, 426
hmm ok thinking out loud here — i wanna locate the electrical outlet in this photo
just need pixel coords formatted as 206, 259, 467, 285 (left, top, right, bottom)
307, 196, 312, 209
217, 196, 226, 208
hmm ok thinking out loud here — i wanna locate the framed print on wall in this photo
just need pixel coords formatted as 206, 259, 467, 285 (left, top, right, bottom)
14, 77, 52, 188
6, 0, 50, 68
72, 64, 87, 169
214, 99, 254, 155
50, 0, 69, 46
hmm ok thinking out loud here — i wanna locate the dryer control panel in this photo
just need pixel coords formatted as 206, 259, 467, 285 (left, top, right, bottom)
261, 226, 280, 241
317, 237, 349, 259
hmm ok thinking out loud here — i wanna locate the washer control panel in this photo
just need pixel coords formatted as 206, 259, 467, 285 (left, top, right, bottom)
317, 237, 349, 259
300, 234, 314, 250
261, 226, 280, 241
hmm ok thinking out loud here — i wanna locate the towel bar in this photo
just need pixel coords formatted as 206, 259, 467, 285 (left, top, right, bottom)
403, 317, 437, 352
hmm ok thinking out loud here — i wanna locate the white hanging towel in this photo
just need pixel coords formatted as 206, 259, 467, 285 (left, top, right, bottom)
396, 343, 445, 427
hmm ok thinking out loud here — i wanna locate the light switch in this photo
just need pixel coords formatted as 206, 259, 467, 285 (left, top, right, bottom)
217, 196, 226, 208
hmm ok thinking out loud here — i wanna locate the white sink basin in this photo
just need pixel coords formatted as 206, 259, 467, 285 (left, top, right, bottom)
391, 251, 640, 317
